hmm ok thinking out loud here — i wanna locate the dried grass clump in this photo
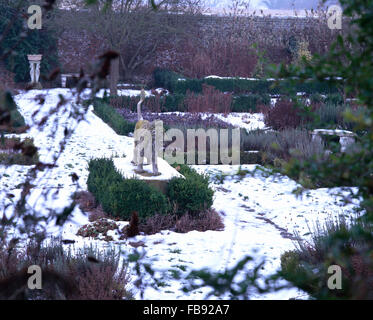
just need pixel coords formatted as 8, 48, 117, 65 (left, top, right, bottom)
74, 191, 97, 212
139, 214, 176, 235
73, 191, 107, 222
138, 209, 224, 235
0, 241, 132, 300
264, 99, 308, 130
174, 209, 224, 233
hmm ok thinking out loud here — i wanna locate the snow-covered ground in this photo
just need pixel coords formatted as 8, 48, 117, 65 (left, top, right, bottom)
0, 88, 360, 300
163, 111, 267, 131
207, 112, 266, 131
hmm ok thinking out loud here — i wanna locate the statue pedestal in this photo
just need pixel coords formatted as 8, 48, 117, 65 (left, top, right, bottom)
27, 54, 43, 89
113, 157, 184, 194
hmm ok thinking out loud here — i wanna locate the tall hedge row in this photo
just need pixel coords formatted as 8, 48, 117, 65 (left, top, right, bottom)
108, 93, 271, 113
153, 68, 340, 96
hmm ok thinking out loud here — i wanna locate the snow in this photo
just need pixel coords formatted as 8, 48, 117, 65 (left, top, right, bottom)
205, 112, 267, 131
79, 88, 153, 100
312, 129, 356, 137
204, 75, 277, 81
162, 111, 267, 132
113, 157, 184, 181
0, 88, 360, 300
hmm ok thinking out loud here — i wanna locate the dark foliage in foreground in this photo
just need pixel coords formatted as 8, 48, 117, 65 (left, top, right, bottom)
0, 137, 39, 165
0, 241, 131, 300
280, 218, 373, 299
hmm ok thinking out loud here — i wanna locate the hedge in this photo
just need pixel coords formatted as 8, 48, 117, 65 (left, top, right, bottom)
153, 68, 183, 93
87, 159, 215, 220
232, 94, 271, 112
167, 164, 214, 216
153, 69, 340, 96
177, 78, 339, 95
87, 158, 170, 220
92, 99, 135, 135
107, 93, 270, 113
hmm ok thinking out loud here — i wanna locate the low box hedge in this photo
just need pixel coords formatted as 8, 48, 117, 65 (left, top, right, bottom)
87, 159, 215, 221
153, 69, 340, 96
93, 99, 135, 135
87, 158, 170, 220
167, 164, 214, 216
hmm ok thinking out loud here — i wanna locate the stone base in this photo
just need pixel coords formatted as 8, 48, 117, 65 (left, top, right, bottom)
29, 82, 43, 90
113, 157, 184, 195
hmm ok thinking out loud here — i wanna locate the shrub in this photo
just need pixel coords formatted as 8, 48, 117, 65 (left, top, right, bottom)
0, 137, 39, 165
93, 100, 135, 136
309, 93, 324, 104
292, 40, 312, 67
126, 212, 140, 238
139, 213, 177, 235
163, 94, 186, 112
312, 103, 347, 129
174, 209, 224, 233
178, 37, 258, 79
324, 93, 345, 105
280, 218, 373, 299
232, 94, 271, 112
310, 103, 367, 131
184, 84, 232, 114
110, 92, 270, 114
0, 240, 131, 300
87, 158, 170, 220
73, 191, 97, 212
167, 164, 214, 216
264, 99, 311, 130
241, 128, 325, 165
153, 68, 182, 92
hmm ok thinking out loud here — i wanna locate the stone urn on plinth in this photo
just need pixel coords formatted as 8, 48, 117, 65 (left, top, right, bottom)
27, 54, 43, 89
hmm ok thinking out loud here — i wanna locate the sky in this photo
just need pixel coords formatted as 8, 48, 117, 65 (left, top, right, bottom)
204, 0, 338, 10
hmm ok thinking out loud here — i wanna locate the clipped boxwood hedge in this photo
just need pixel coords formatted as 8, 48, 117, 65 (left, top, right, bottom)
87, 159, 214, 221
167, 164, 214, 216
87, 158, 170, 220
232, 94, 271, 112
176, 78, 339, 95
108, 93, 270, 113
153, 68, 183, 93
92, 99, 135, 136
153, 69, 340, 96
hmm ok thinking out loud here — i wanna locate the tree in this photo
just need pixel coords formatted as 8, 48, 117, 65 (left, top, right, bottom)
272, 0, 373, 299
0, 1, 59, 83
55, 0, 202, 95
